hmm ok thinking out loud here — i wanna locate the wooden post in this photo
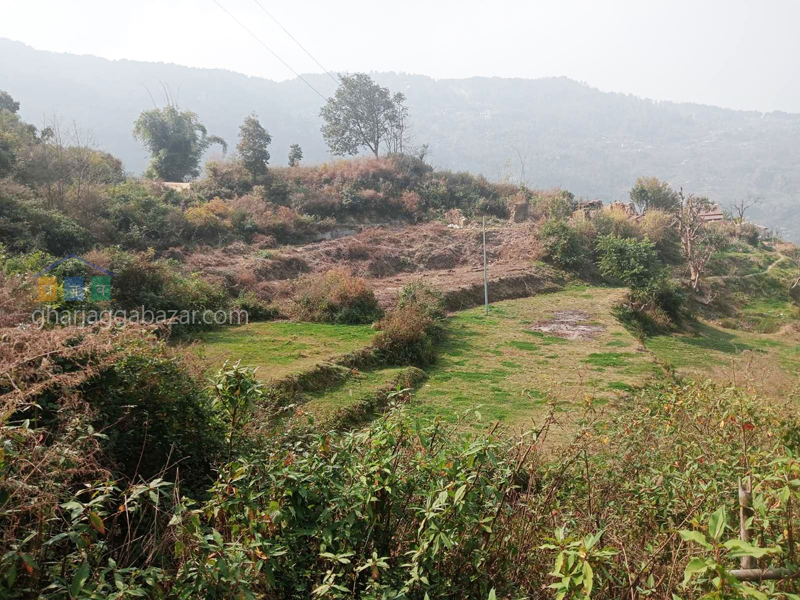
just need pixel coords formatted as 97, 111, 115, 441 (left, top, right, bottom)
483, 216, 489, 316
739, 476, 756, 570
730, 475, 793, 581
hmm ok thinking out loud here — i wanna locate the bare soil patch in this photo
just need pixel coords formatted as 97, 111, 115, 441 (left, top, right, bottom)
531, 310, 605, 340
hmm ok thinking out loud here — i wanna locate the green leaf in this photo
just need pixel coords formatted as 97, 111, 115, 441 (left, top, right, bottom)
682, 557, 708, 585
88, 512, 105, 535
738, 585, 768, 600
582, 560, 594, 595
550, 552, 564, 576
722, 539, 778, 559
488, 589, 497, 600
70, 561, 90, 598
678, 530, 712, 550
708, 507, 726, 541
212, 530, 223, 546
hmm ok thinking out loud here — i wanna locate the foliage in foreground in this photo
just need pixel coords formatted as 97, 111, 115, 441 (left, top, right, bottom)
2, 348, 799, 599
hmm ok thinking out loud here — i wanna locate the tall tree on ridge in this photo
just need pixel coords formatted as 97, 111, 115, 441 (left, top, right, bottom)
133, 104, 226, 181
237, 113, 271, 182
320, 73, 407, 157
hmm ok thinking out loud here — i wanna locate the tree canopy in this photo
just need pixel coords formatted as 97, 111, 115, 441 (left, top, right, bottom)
288, 143, 303, 167
133, 105, 226, 181
629, 176, 680, 214
320, 73, 407, 157
237, 114, 271, 181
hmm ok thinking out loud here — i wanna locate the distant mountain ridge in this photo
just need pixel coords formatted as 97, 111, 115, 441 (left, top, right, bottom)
1, 38, 798, 240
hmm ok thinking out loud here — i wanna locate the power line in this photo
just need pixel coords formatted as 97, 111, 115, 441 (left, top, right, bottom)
211, 0, 328, 101
252, 0, 340, 85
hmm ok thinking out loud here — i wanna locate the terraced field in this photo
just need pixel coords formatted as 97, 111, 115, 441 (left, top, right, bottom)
194, 321, 374, 381
409, 286, 656, 430
194, 282, 800, 431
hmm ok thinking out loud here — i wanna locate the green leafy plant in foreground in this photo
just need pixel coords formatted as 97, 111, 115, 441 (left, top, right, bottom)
540, 527, 618, 600
678, 507, 789, 600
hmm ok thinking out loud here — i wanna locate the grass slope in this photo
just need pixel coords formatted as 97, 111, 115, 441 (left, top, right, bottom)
410, 286, 656, 429
195, 321, 374, 381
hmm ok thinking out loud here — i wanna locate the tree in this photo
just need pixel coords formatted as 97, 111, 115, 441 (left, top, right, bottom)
19, 115, 123, 210
0, 91, 39, 177
0, 90, 20, 114
320, 73, 407, 157
729, 194, 761, 224
596, 234, 665, 293
386, 93, 410, 154
676, 191, 727, 290
629, 176, 680, 214
237, 113, 271, 181
133, 104, 226, 181
288, 143, 303, 167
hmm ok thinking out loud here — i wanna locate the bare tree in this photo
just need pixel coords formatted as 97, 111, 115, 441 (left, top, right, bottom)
677, 191, 726, 290
386, 93, 410, 154
512, 146, 528, 187
729, 194, 761, 224
20, 114, 122, 211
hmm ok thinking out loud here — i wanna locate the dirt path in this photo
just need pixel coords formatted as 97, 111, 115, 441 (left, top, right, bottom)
706, 251, 787, 282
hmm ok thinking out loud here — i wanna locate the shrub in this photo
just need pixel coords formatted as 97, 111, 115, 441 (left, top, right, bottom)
193, 157, 254, 199
737, 222, 761, 246
90, 346, 225, 483
104, 180, 187, 250
639, 208, 682, 263
596, 234, 664, 292
374, 305, 437, 366
395, 280, 446, 322
0, 185, 92, 255
537, 219, 589, 269
232, 290, 280, 321
592, 208, 641, 241
530, 188, 575, 220
294, 268, 383, 324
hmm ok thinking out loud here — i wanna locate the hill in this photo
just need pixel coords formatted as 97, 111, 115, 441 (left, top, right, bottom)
1, 37, 799, 239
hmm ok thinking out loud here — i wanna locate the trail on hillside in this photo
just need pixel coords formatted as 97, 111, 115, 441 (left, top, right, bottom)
705, 251, 787, 282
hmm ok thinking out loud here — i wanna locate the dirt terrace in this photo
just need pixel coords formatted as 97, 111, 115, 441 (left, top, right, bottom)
184, 221, 559, 310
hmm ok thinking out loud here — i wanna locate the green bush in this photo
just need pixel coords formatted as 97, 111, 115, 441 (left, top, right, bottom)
595, 234, 664, 291
294, 268, 383, 324
373, 305, 437, 366
90, 347, 225, 483
537, 219, 589, 269
395, 280, 446, 322
0, 187, 92, 255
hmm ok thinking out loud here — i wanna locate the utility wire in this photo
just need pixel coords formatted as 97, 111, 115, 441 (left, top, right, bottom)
211, 0, 328, 101
252, 0, 340, 85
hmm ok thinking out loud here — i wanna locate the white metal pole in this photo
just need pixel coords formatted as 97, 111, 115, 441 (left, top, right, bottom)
483, 216, 488, 315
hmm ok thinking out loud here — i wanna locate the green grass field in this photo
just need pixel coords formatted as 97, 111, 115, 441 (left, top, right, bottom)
193, 280, 799, 428
194, 321, 374, 381
645, 320, 800, 403
409, 286, 656, 429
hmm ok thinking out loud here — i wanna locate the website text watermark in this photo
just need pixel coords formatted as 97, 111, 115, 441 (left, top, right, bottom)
31, 307, 249, 329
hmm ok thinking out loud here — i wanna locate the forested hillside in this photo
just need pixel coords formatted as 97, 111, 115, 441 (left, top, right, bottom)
1, 36, 798, 237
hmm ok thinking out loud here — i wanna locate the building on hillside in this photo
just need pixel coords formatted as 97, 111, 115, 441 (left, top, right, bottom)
699, 204, 725, 223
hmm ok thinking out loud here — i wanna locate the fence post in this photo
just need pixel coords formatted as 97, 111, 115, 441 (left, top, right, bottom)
739, 476, 756, 570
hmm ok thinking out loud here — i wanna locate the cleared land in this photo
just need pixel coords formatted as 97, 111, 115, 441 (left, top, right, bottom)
196, 286, 660, 432
195, 321, 374, 381
409, 286, 656, 430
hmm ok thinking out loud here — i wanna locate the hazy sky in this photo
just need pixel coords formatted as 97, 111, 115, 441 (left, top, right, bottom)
2, 0, 799, 113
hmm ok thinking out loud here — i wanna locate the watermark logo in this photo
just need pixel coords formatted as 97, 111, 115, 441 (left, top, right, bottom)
35, 255, 114, 302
